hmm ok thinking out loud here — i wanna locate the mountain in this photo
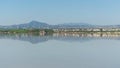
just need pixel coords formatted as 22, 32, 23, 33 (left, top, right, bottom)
0, 21, 94, 29
0, 21, 120, 29
16, 21, 50, 29
0, 21, 50, 29
55, 23, 94, 28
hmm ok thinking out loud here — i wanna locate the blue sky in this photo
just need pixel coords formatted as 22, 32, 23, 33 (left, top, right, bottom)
0, 0, 120, 25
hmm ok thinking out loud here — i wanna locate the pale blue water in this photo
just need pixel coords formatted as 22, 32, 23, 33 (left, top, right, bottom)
0, 34, 120, 68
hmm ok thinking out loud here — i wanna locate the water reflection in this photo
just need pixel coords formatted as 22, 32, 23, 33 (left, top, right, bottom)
0, 32, 120, 44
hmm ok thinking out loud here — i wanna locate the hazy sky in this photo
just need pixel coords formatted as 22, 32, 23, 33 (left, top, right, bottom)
0, 0, 120, 25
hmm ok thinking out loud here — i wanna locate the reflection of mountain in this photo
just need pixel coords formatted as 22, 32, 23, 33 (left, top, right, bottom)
0, 33, 120, 44
0, 34, 50, 44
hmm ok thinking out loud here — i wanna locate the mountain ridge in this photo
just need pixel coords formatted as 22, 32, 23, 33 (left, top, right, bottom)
0, 20, 120, 29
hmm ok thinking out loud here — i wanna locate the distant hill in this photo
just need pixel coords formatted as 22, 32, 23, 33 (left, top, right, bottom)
55, 23, 94, 28
15, 21, 50, 29
0, 21, 120, 29
0, 21, 50, 29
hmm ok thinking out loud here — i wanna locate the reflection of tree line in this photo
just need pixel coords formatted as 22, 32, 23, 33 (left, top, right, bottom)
0, 32, 120, 44
53, 32, 120, 37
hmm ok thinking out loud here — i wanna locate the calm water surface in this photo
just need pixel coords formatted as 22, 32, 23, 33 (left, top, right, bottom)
0, 34, 120, 68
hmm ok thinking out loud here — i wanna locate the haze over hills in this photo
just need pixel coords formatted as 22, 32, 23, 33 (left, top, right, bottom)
0, 21, 120, 29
